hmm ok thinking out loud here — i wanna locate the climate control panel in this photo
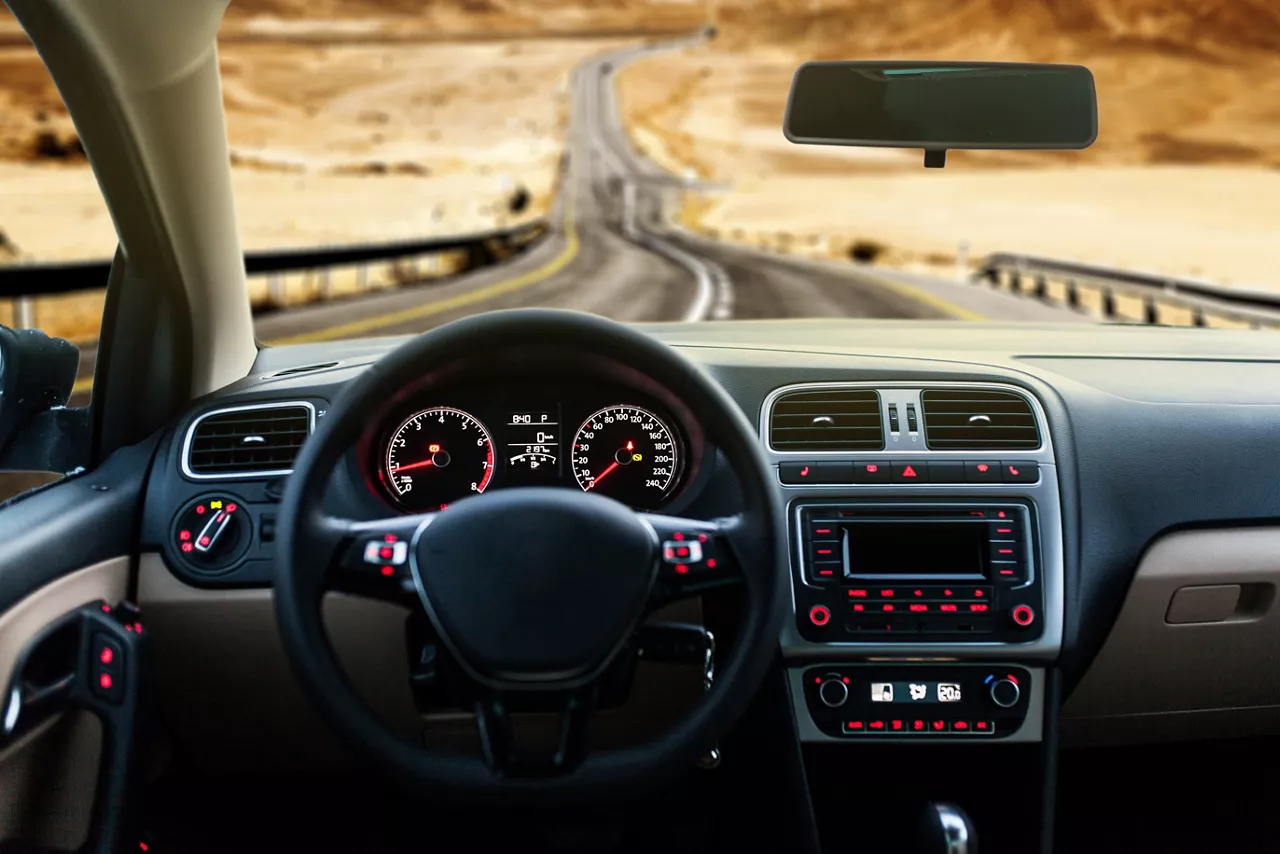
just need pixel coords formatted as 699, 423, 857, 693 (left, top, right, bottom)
795, 664, 1037, 742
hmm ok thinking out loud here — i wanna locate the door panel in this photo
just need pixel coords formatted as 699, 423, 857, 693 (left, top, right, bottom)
0, 710, 103, 850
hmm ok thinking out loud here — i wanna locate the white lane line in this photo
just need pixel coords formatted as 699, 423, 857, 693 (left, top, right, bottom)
587, 44, 734, 322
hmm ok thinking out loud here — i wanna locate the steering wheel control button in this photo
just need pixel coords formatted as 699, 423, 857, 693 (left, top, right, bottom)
809, 605, 831, 626
890, 461, 928, 483
1000, 461, 1039, 483
988, 676, 1022, 708
818, 677, 849, 708
779, 461, 852, 485
852, 461, 890, 483
363, 539, 409, 566
662, 540, 703, 565
1011, 604, 1036, 627
964, 461, 1001, 483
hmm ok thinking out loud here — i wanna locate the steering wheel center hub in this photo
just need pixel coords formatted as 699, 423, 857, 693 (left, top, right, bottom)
411, 487, 658, 687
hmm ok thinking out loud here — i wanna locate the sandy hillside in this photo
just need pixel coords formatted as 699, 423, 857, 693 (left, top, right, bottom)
618, 0, 1280, 286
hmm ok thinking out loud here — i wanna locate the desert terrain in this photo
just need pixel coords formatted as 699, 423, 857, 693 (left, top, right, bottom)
618, 0, 1280, 287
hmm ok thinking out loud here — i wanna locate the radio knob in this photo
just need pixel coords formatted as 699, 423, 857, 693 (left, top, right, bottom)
989, 678, 1021, 709
819, 677, 849, 708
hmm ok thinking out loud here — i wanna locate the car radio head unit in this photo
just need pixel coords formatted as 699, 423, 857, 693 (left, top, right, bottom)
794, 502, 1042, 644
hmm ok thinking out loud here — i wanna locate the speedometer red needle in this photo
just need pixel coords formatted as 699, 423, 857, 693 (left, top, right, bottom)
392, 458, 436, 473
586, 461, 619, 490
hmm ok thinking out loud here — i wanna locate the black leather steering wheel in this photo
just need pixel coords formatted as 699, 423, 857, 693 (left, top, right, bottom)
274, 309, 785, 800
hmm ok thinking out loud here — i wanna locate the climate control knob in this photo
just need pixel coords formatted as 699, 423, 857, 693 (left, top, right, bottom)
989, 677, 1021, 709
819, 677, 849, 708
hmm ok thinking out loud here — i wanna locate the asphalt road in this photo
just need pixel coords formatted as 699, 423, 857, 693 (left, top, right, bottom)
73, 34, 1057, 398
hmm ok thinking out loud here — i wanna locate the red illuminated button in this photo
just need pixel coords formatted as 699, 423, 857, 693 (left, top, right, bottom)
868, 720, 886, 731
809, 605, 831, 627
940, 604, 958, 613
911, 719, 926, 732
843, 721, 866, 734
969, 603, 990, 613
1012, 605, 1036, 627
99, 673, 113, 689
953, 720, 971, 732
879, 589, 896, 598
975, 720, 994, 734
853, 461, 890, 483
931, 720, 948, 732
882, 604, 895, 612
851, 603, 865, 612
99, 646, 113, 665
908, 603, 928, 613
1001, 461, 1039, 483
890, 719, 905, 732
848, 589, 868, 598
891, 462, 928, 483
965, 461, 1001, 483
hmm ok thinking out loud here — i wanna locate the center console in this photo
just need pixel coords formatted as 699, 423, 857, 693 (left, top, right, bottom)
761, 382, 1063, 746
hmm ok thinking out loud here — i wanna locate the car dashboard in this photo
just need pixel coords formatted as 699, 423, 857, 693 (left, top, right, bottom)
135, 319, 1280, 769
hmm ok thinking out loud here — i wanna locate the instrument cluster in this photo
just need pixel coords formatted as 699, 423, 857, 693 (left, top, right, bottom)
365, 377, 698, 513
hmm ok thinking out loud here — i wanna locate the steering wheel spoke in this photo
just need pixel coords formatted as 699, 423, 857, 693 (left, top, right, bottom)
474, 684, 598, 778
323, 513, 435, 607
641, 513, 744, 607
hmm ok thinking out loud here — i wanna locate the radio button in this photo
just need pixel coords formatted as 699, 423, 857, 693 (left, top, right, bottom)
852, 461, 890, 483
927, 461, 965, 483
809, 561, 842, 582
1000, 461, 1039, 483
965, 461, 1001, 483
990, 542, 1020, 561
891, 461, 928, 483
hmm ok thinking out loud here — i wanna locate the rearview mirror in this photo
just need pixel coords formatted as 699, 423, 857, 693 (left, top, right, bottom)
783, 61, 1097, 167
0, 325, 80, 459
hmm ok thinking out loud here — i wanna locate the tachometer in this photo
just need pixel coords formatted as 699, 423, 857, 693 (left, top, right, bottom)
571, 405, 681, 508
383, 407, 494, 511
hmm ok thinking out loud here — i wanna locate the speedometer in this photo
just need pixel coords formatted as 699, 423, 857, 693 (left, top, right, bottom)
571, 405, 681, 509
383, 407, 494, 511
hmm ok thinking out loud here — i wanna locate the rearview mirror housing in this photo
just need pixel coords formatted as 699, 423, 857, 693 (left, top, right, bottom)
0, 326, 81, 458
783, 61, 1098, 167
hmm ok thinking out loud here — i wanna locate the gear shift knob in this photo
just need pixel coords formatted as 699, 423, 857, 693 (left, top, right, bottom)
918, 803, 976, 854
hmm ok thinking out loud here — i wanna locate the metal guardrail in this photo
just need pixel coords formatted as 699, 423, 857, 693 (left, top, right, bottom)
975, 253, 1280, 329
0, 219, 546, 329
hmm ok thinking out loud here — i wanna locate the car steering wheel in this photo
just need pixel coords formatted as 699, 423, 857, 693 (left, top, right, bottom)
274, 309, 785, 800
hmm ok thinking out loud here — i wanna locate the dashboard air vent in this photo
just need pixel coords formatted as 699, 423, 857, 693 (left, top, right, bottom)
769, 388, 884, 451
921, 389, 1039, 450
185, 403, 315, 478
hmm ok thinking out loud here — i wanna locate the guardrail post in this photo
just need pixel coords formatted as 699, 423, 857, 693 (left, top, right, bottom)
1102, 288, 1116, 319
357, 264, 368, 292
1192, 307, 1206, 327
14, 295, 35, 329
268, 273, 283, 306
1034, 275, 1048, 300
1009, 272, 1022, 294
1066, 280, 1079, 309
1143, 295, 1159, 325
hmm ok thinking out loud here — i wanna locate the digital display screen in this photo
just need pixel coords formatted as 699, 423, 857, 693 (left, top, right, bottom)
847, 521, 986, 579
504, 410, 560, 485
870, 681, 963, 704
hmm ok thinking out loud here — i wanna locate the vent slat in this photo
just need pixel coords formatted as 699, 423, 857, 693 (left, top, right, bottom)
921, 389, 1040, 450
769, 389, 884, 451
186, 404, 312, 476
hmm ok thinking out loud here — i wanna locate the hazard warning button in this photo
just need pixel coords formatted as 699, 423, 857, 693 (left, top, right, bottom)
891, 461, 930, 483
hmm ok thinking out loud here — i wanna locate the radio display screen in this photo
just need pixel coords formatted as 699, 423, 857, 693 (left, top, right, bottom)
846, 520, 987, 579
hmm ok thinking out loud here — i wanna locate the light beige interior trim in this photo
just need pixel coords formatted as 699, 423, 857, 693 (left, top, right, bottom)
138, 554, 707, 772
7, 0, 255, 394
1064, 526, 1280, 746
0, 557, 129, 694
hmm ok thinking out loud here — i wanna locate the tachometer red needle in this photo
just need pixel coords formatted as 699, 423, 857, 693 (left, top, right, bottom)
393, 458, 436, 473
586, 461, 619, 490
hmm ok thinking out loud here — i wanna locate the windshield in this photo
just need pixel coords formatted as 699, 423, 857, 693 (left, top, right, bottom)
3, 0, 1279, 359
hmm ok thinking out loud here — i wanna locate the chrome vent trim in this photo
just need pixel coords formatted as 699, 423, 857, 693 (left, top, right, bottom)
181, 401, 316, 480
768, 388, 884, 451
921, 388, 1040, 450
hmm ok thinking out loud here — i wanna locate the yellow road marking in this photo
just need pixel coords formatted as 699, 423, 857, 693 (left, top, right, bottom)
266, 197, 580, 346
852, 269, 987, 322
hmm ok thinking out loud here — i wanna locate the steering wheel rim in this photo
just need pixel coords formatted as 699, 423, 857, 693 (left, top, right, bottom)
274, 309, 785, 801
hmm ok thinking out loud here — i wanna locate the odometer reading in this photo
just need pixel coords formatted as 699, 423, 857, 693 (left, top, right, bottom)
383, 407, 494, 511
571, 405, 680, 509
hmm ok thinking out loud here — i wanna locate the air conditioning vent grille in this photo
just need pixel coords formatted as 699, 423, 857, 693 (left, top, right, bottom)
770, 389, 884, 451
921, 389, 1040, 450
186, 403, 313, 477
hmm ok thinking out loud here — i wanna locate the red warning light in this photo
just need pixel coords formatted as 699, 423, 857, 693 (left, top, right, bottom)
428, 444, 441, 453
626, 440, 634, 451
902, 465, 918, 478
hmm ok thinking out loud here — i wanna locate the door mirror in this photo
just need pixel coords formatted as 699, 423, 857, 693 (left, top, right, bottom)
0, 326, 81, 458
783, 61, 1098, 167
